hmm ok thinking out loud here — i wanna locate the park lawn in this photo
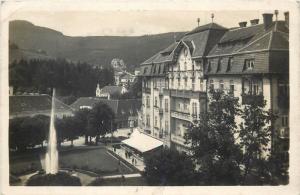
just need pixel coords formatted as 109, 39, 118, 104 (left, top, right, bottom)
59, 148, 136, 176
10, 147, 136, 178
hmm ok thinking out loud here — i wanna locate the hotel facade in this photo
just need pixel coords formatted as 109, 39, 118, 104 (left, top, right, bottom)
138, 11, 289, 161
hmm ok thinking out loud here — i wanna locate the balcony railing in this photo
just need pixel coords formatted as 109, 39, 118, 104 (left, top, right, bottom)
241, 94, 264, 106
169, 89, 206, 99
142, 88, 151, 93
171, 110, 191, 121
171, 134, 188, 146
159, 108, 163, 114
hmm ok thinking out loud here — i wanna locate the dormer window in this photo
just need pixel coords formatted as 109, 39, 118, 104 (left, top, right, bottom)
245, 59, 254, 70
227, 57, 233, 71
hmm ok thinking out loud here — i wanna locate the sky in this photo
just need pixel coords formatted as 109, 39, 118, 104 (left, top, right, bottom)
9, 10, 286, 37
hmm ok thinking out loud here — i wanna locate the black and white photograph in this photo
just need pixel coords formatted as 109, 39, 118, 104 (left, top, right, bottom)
1, 0, 299, 194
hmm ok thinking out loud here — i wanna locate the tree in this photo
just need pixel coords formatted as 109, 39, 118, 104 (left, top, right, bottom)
144, 148, 196, 186
185, 90, 242, 185
62, 116, 80, 147
87, 103, 115, 145
239, 99, 276, 184
73, 108, 90, 144
9, 115, 49, 151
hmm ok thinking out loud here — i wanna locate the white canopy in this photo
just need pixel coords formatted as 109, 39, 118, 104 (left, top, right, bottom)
122, 129, 163, 153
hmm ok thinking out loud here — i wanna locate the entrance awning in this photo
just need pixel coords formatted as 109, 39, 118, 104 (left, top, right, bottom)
122, 129, 163, 153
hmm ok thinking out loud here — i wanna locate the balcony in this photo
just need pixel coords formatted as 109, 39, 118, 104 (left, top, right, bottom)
171, 110, 191, 121
171, 134, 188, 146
169, 89, 206, 99
159, 88, 164, 96
142, 88, 151, 94
167, 72, 174, 79
241, 94, 264, 106
159, 108, 163, 114
278, 95, 289, 109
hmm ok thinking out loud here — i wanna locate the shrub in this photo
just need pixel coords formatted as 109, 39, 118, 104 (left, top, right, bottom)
26, 172, 81, 186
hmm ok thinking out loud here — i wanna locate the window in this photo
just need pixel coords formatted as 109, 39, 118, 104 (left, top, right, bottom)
227, 57, 233, 71
192, 79, 195, 91
229, 80, 235, 94
143, 67, 148, 74
154, 79, 157, 89
192, 102, 197, 116
165, 120, 169, 131
178, 78, 181, 89
146, 115, 150, 126
184, 61, 187, 71
184, 103, 188, 110
165, 99, 169, 112
219, 80, 224, 91
245, 59, 255, 70
200, 79, 204, 91
146, 96, 150, 107
170, 78, 174, 89
210, 80, 214, 90
154, 116, 158, 127
252, 80, 259, 95
184, 78, 187, 89
154, 96, 158, 107
282, 115, 289, 127
278, 81, 289, 97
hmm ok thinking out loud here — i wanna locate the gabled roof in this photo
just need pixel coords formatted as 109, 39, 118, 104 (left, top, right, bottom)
9, 95, 73, 116
101, 85, 123, 95
70, 97, 142, 120
140, 22, 228, 68
185, 23, 227, 35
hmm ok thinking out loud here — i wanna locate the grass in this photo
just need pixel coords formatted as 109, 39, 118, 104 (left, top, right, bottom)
10, 147, 136, 177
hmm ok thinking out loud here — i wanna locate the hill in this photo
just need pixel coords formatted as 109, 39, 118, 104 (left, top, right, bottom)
9, 20, 185, 70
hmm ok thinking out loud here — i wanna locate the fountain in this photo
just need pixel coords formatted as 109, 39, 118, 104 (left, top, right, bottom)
45, 88, 59, 174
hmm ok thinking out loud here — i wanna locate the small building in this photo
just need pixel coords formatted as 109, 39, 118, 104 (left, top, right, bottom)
9, 94, 74, 119
120, 129, 163, 171
96, 85, 128, 99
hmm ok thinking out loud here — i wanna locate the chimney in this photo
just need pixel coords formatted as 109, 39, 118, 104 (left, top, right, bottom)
262, 13, 273, 30
284, 11, 289, 27
239, 21, 247, 27
250, 19, 259, 26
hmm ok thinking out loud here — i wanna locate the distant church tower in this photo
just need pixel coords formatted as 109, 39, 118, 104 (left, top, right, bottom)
96, 84, 101, 97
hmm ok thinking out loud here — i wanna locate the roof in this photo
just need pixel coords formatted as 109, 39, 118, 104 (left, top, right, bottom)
140, 22, 228, 75
122, 129, 163, 153
70, 97, 142, 120
205, 21, 289, 75
9, 95, 73, 117
207, 21, 289, 57
185, 23, 227, 35
101, 85, 123, 95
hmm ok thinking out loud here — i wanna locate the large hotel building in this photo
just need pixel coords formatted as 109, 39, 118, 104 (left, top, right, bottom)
137, 11, 289, 160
